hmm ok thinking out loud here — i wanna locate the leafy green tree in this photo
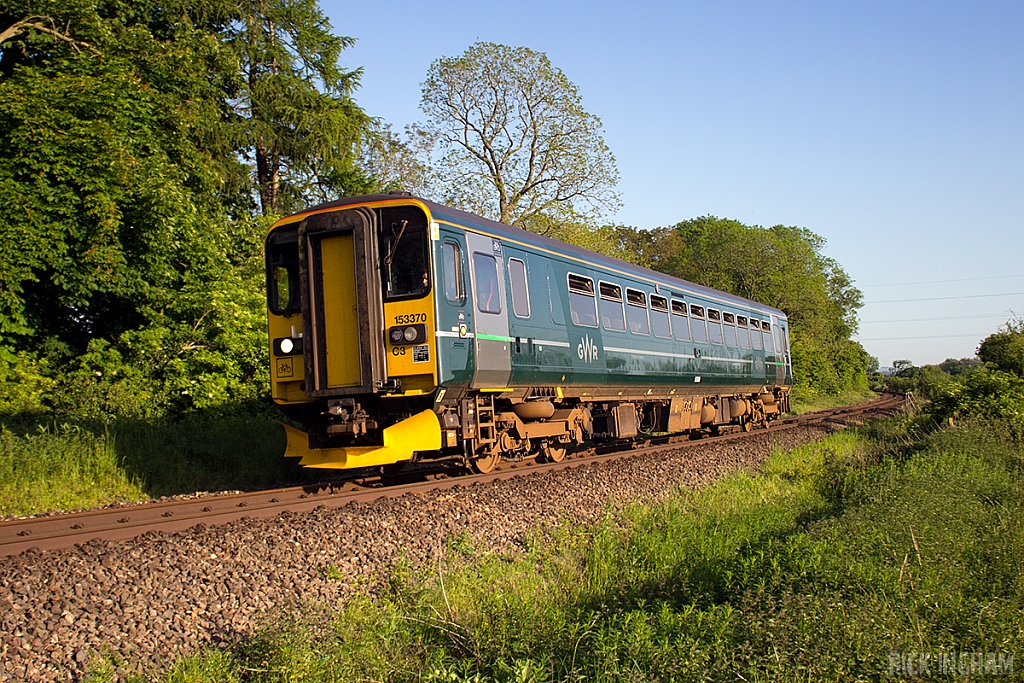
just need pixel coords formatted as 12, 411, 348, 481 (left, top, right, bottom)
599, 217, 869, 395
417, 42, 619, 228
0, 0, 374, 418
977, 319, 1024, 377
229, 0, 373, 215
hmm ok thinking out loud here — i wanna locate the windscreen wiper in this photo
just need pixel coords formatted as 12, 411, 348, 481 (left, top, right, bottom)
382, 220, 408, 268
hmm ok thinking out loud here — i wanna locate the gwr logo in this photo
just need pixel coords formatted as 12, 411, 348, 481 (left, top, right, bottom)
577, 335, 599, 363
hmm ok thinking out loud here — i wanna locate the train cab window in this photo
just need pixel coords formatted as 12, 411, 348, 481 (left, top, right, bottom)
650, 295, 671, 338
567, 273, 598, 327
750, 319, 764, 350
626, 288, 650, 335
381, 214, 430, 300
599, 282, 625, 331
761, 321, 775, 352
690, 304, 709, 343
737, 315, 751, 348
672, 300, 690, 341
267, 227, 300, 316
707, 309, 724, 345
775, 324, 785, 356
722, 312, 737, 347
508, 258, 530, 318
441, 242, 463, 303
473, 252, 502, 314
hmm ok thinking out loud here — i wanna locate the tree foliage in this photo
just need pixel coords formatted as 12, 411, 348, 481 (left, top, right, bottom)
230, 0, 373, 214
602, 217, 869, 395
0, 0, 372, 418
417, 42, 619, 227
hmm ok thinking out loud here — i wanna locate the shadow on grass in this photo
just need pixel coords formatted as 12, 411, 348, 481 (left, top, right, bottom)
0, 400, 329, 515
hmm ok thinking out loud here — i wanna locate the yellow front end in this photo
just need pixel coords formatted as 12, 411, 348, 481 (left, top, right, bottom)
267, 200, 442, 469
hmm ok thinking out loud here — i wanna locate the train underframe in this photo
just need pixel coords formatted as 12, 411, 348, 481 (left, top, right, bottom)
286, 385, 790, 473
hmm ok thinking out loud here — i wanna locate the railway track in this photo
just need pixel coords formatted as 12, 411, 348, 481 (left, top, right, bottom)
0, 394, 907, 559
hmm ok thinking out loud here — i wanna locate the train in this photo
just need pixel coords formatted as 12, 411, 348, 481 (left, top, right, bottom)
265, 193, 792, 473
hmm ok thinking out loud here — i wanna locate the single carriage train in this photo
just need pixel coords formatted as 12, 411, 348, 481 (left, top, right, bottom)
266, 193, 792, 472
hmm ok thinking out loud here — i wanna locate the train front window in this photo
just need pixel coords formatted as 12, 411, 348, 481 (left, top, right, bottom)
267, 227, 299, 316
381, 212, 429, 300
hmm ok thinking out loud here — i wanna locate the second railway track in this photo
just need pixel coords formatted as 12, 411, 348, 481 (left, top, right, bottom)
0, 394, 906, 559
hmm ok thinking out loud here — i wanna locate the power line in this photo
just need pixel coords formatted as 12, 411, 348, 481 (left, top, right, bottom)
861, 313, 1016, 324
862, 274, 1024, 288
865, 292, 1024, 304
857, 333, 990, 341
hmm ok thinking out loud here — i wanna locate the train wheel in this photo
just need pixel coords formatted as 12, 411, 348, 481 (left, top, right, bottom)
471, 450, 500, 474
742, 420, 752, 432
542, 443, 566, 463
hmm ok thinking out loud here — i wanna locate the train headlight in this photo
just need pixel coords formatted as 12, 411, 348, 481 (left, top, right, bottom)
388, 323, 426, 345
273, 337, 303, 355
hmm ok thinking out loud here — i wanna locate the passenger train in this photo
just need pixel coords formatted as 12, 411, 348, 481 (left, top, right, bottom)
266, 193, 792, 473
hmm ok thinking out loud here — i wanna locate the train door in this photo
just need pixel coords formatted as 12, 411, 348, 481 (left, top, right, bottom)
775, 317, 792, 385
298, 207, 387, 396
465, 232, 511, 388
436, 231, 472, 385
770, 314, 785, 385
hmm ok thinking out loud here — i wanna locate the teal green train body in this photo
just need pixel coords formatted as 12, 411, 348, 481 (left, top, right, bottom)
265, 194, 792, 471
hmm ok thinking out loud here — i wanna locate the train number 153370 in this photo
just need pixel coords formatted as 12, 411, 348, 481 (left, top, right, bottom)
394, 313, 427, 325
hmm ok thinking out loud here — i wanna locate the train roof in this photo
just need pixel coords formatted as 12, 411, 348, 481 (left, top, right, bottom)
282, 193, 788, 320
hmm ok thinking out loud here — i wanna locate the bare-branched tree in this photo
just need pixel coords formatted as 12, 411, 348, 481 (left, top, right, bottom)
417, 42, 620, 228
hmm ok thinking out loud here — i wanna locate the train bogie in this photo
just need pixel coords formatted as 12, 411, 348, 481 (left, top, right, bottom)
266, 194, 792, 471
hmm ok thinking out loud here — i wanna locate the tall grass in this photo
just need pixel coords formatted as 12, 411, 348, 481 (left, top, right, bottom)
0, 413, 302, 517
788, 385, 877, 414
129, 413, 1023, 682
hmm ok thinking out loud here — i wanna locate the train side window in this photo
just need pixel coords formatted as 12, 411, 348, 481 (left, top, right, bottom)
546, 263, 565, 326
672, 300, 690, 340
567, 273, 598, 327
626, 288, 650, 335
650, 294, 671, 338
750, 319, 763, 350
707, 309, 724, 345
722, 312, 737, 347
737, 315, 751, 348
690, 304, 708, 343
508, 258, 530, 318
599, 282, 625, 331
441, 242, 463, 303
473, 252, 502, 314
762, 321, 775, 352
775, 323, 785, 355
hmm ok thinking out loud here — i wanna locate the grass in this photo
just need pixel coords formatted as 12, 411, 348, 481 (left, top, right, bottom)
0, 386, 877, 518
789, 385, 877, 414
0, 412, 308, 517
107, 411, 1023, 682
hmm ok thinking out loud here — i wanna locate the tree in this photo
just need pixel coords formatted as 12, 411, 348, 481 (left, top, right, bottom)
417, 42, 619, 228
595, 217, 870, 396
977, 318, 1024, 377
229, 0, 373, 215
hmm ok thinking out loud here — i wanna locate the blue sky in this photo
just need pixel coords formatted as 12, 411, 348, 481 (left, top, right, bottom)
322, 0, 1024, 368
